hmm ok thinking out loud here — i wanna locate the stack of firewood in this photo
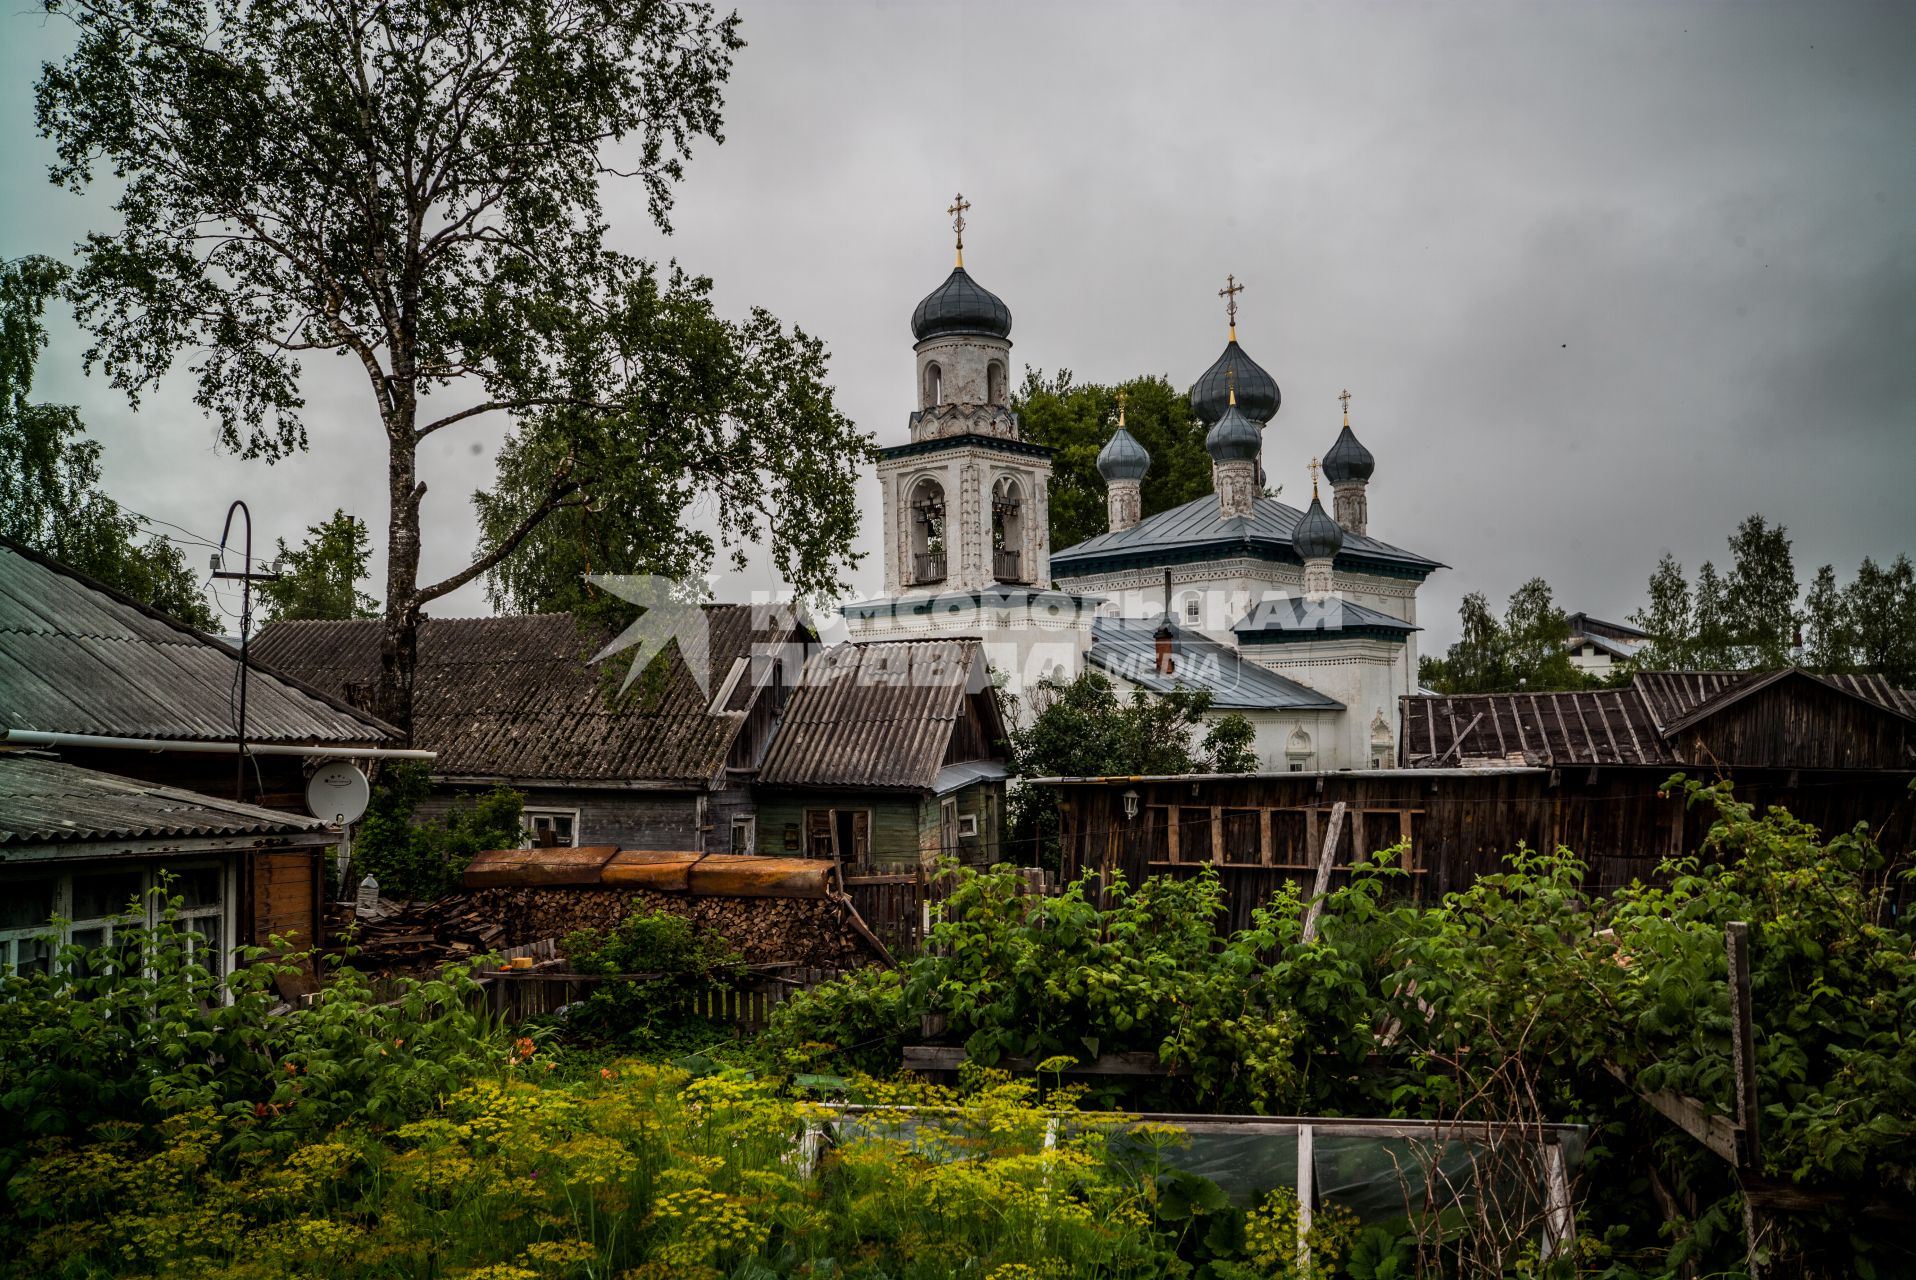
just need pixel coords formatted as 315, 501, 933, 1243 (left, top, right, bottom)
465, 886, 875, 967
326, 892, 507, 967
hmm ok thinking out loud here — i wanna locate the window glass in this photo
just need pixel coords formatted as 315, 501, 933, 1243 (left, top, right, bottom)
72, 871, 145, 921
4, 936, 52, 977
168, 867, 222, 911
1, 879, 57, 931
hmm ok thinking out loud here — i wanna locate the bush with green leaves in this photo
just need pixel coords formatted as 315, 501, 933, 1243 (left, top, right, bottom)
556, 905, 745, 1053
348, 761, 523, 900
755, 965, 918, 1078
0, 881, 503, 1197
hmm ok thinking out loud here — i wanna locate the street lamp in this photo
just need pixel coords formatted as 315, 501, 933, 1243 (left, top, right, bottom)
1121, 788, 1141, 821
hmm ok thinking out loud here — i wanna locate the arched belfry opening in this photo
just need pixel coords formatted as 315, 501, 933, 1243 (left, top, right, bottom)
924, 363, 943, 409
991, 475, 1025, 583
909, 476, 947, 584
987, 360, 1006, 405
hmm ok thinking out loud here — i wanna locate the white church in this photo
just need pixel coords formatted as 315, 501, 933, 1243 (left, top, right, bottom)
843, 205, 1444, 772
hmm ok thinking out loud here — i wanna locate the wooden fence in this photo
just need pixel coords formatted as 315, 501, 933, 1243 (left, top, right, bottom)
475, 947, 854, 1031
842, 865, 1048, 957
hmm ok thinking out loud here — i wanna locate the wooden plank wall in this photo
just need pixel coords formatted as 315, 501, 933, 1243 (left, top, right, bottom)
1055, 768, 1916, 924
248, 849, 322, 949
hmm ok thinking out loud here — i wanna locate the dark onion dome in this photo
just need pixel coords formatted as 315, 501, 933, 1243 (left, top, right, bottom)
1190, 341, 1279, 424
1096, 425, 1151, 482
1205, 399, 1263, 464
911, 267, 1013, 341
1292, 494, 1345, 560
1322, 424, 1375, 483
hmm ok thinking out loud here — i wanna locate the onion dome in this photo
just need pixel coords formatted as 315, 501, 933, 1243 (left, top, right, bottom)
1191, 341, 1279, 424
1097, 425, 1151, 482
1205, 398, 1263, 464
911, 267, 1012, 342
1292, 494, 1345, 561
1323, 425, 1375, 483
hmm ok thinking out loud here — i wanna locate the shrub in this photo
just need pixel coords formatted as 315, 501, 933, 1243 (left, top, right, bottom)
557, 906, 745, 1051
350, 762, 522, 899
755, 965, 917, 1078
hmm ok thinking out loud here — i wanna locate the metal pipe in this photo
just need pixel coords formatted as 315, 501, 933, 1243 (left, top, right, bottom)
0, 729, 435, 761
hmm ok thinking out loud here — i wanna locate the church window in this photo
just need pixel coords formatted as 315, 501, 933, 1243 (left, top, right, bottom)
991, 476, 1025, 582
925, 363, 943, 408
1184, 598, 1201, 623
987, 360, 1006, 404
909, 477, 946, 583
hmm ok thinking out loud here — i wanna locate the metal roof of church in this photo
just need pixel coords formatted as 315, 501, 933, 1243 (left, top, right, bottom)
1087, 617, 1344, 712
1234, 595, 1419, 644
1050, 493, 1444, 580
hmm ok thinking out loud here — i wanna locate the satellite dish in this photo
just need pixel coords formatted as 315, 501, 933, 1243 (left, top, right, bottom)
306, 762, 370, 825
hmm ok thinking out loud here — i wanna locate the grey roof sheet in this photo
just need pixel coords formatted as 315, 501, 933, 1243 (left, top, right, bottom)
1051, 493, 1443, 578
0, 540, 395, 745
0, 754, 326, 850
1088, 618, 1344, 712
757, 640, 994, 790
1399, 669, 1916, 768
251, 607, 799, 785
1234, 595, 1419, 641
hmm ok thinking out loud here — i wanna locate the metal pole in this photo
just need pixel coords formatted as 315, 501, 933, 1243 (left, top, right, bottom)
214, 501, 279, 804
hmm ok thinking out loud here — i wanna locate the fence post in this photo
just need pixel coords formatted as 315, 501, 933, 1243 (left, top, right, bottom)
1728, 920, 1763, 1278
1296, 1123, 1315, 1273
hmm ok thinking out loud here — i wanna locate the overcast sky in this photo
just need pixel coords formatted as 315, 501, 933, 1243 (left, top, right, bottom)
3, 1, 1912, 646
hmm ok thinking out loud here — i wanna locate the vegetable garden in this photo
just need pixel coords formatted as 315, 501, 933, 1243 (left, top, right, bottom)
2, 776, 1912, 1278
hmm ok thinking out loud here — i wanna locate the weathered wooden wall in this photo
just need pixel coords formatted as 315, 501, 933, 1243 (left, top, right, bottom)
1052, 767, 1916, 930
247, 847, 323, 948
1673, 680, 1915, 772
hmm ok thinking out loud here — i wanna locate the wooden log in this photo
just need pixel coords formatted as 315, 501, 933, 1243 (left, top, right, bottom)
1300, 801, 1348, 945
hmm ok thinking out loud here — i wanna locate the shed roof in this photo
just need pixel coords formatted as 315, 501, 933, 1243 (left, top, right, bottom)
0, 753, 326, 854
0, 539, 396, 745
1400, 669, 1916, 768
1088, 618, 1343, 712
1051, 493, 1443, 581
756, 639, 1002, 791
251, 607, 805, 786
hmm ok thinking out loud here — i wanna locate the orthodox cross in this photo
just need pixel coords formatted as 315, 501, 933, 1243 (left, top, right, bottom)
1116, 387, 1128, 426
1218, 274, 1244, 338
948, 192, 971, 266
1309, 456, 1321, 498
1339, 388, 1352, 425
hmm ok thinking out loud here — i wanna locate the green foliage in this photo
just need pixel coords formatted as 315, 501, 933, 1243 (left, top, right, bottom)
0, 256, 215, 629
37, 0, 869, 731
755, 965, 917, 1078
1630, 551, 1694, 669
558, 905, 745, 1051
1005, 670, 1242, 870
1724, 514, 1799, 668
255, 509, 377, 622
350, 763, 523, 901
0, 881, 501, 1191
1421, 579, 1588, 693
1015, 368, 1215, 552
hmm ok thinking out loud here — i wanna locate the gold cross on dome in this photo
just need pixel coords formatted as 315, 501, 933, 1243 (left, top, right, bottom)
948, 193, 971, 266
1338, 388, 1352, 426
1116, 387, 1128, 426
1218, 274, 1245, 338
1309, 456, 1321, 498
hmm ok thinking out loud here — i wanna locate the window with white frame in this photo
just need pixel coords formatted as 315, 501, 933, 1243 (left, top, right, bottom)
521, 809, 580, 848
1, 863, 230, 982
730, 814, 756, 855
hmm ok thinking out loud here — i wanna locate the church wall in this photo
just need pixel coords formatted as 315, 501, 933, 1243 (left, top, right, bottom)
1242, 638, 1413, 768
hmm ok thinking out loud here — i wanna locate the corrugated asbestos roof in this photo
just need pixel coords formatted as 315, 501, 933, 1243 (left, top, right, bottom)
0, 539, 396, 744
1400, 669, 1916, 767
1088, 617, 1344, 712
0, 754, 326, 850
756, 640, 990, 790
1051, 493, 1444, 578
251, 607, 800, 785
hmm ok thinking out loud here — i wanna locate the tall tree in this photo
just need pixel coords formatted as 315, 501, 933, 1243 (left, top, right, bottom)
38, 0, 869, 737
1629, 552, 1694, 670
1691, 561, 1735, 669
1502, 576, 1579, 689
0, 256, 215, 629
257, 510, 378, 622
1800, 564, 1851, 673
1725, 514, 1799, 668
1845, 554, 1916, 685
1014, 369, 1213, 553
1420, 591, 1507, 693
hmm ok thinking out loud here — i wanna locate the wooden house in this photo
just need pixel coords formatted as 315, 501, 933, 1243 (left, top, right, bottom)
0, 538, 402, 971
752, 639, 1011, 869
1036, 669, 1916, 926
252, 608, 816, 854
